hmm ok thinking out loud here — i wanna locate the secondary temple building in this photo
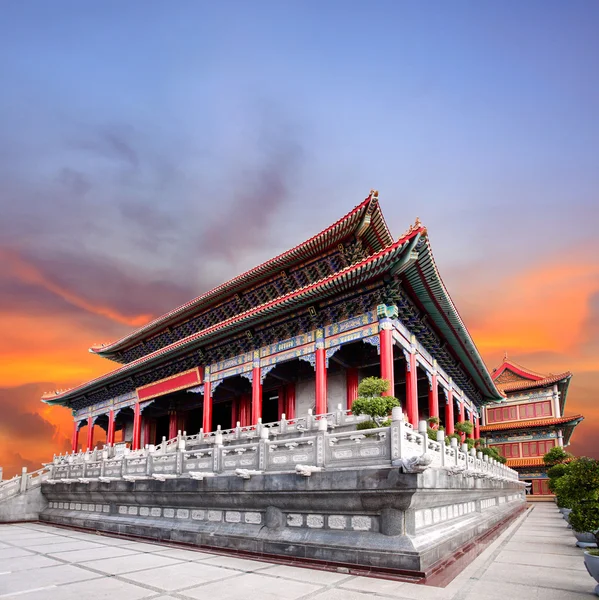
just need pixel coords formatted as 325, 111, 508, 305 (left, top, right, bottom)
43, 191, 501, 450
481, 357, 583, 497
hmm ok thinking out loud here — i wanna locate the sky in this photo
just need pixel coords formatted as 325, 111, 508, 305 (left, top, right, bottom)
0, 0, 598, 477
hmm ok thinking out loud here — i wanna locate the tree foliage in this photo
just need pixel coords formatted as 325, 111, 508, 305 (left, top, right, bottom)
543, 446, 573, 467
350, 377, 400, 427
455, 421, 474, 436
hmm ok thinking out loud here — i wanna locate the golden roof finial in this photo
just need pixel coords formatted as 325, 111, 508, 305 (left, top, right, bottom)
503, 350, 508, 362
369, 189, 379, 199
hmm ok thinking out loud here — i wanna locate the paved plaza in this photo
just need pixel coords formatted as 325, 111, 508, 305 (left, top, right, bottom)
0, 503, 594, 600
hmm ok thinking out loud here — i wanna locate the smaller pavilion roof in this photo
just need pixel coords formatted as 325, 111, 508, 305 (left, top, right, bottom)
481, 414, 583, 433
491, 357, 572, 413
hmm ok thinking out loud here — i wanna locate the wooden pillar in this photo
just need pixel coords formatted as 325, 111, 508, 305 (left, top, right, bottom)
428, 371, 439, 425
346, 367, 359, 410
458, 401, 465, 442
445, 387, 455, 435
203, 381, 213, 432
240, 394, 251, 426
278, 387, 285, 420
231, 397, 238, 428
142, 417, 151, 447
107, 410, 115, 446
251, 366, 262, 424
405, 351, 418, 428
132, 403, 141, 450
315, 347, 327, 415
72, 421, 79, 453
285, 383, 296, 419
168, 411, 178, 439
474, 415, 480, 440
379, 328, 395, 396
86, 419, 94, 450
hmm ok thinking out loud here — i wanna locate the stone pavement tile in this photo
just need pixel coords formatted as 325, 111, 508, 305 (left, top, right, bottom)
0, 547, 34, 560
79, 553, 182, 575
19, 536, 80, 548
0, 554, 62, 573
153, 548, 217, 561
311, 588, 425, 600
181, 572, 323, 600
48, 545, 141, 563
0, 575, 156, 600
503, 540, 583, 557
339, 577, 451, 600
118, 541, 171, 553
27, 540, 107, 554
482, 561, 595, 595
495, 548, 587, 571
0, 563, 102, 596
201, 555, 278, 572
259, 564, 350, 584
461, 580, 540, 600
121, 561, 237, 591
0, 533, 60, 545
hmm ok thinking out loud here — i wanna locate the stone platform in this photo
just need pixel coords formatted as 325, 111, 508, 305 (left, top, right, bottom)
40, 465, 524, 577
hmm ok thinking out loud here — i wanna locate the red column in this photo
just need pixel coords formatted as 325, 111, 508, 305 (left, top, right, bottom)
474, 415, 480, 439
251, 367, 262, 424
285, 383, 296, 419
405, 352, 418, 427
107, 410, 115, 446
445, 388, 455, 435
132, 402, 142, 450
240, 394, 251, 426
428, 372, 439, 425
231, 397, 238, 428
142, 417, 151, 447
458, 401, 465, 441
278, 386, 285, 419
168, 411, 178, 439
315, 348, 327, 415
346, 367, 359, 410
86, 419, 94, 450
72, 422, 79, 453
379, 328, 395, 396
203, 381, 213, 432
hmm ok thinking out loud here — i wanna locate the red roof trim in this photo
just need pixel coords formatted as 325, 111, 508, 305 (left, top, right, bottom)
92, 194, 389, 356
44, 226, 424, 403
497, 372, 572, 393
492, 359, 545, 382
481, 414, 583, 432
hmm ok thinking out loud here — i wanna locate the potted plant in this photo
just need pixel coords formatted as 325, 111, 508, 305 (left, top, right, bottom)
350, 377, 400, 430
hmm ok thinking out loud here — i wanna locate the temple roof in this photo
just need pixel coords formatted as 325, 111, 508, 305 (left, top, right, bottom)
491, 357, 572, 412
43, 194, 505, 407
90, 192, 393, 359
481, 414, 583, 446
507, 457, 547, 468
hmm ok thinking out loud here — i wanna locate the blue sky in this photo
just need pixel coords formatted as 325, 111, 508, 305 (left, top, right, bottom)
1, 1, 598, 471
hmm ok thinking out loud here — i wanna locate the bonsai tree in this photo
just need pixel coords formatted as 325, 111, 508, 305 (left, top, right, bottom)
543, 446, 573, 467
547, 462, 570, 497
455, 421, 474, 437
351, 377, 400, 430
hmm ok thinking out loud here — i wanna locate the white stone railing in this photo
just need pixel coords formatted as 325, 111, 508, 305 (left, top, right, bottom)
0, 466, 50, 502
43, 407, 521, 485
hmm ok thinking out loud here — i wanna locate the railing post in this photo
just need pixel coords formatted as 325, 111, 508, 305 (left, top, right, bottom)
436, 430, 445, 466
280, 414, 288, 435
307, 409, 314, 431
213, 427, 223, 473
316, 417, 327, 467
390, 406, 404, 464
450, 438, 459, 466
418, 420, 428, 455
0, 466, 3, 482
20, 467, 28, 493
259, 426, 269, 471
256, 418, 263, 439
235, 421, 241, 440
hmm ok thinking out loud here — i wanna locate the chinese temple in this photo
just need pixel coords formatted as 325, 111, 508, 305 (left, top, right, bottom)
0, 191, 528, 577
42, 191, 504, 446
481, 357, 583, 497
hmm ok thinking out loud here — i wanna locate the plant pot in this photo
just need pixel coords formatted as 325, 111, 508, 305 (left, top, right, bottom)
575, 531, 598, 548
584, 551, 599, 596
563, 508, 572, 520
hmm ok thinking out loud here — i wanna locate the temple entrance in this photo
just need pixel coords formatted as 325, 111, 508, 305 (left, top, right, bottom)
211, 375, 252, 430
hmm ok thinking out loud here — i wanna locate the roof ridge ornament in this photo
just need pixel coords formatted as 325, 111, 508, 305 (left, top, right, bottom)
400, 216, 425, 240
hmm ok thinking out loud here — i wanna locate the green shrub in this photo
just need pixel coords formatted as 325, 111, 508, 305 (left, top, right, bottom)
350, 377, 400, 428
427, 416, 440, 427
444, 432, 462, 446
455, 421, 474, 436
357, 420, 378, 431
481, 446, 507, 464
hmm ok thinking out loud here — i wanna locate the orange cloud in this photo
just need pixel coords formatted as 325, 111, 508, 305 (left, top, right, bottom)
0, 249, 152, 327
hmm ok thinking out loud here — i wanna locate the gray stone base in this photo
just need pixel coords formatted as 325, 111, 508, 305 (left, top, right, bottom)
39, 466, 525, 576
0, 486, 47, 523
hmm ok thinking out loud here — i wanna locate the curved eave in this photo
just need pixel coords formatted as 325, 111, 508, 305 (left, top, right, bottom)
44, 230, 420, 407
481, 415, 584, 433
403, 236, 502, 402
91, 195, 393, 360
